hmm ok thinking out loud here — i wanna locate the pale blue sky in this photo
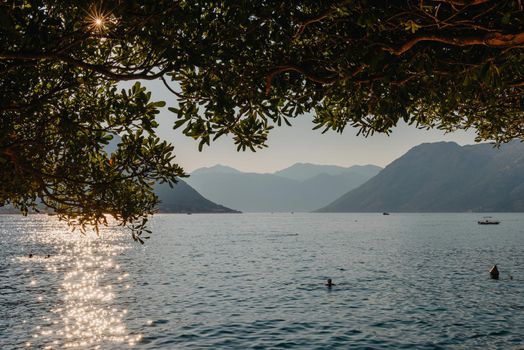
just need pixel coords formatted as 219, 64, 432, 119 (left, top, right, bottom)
141, 80, 478, 173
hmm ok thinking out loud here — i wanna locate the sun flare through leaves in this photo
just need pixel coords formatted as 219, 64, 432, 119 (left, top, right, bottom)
84, 5, 116, 33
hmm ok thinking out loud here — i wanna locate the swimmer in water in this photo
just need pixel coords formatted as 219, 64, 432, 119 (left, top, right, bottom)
325, 278, 335, 288
28, 253, 33, 258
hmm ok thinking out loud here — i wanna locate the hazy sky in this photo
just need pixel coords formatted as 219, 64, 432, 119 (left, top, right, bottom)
141, 80, 478, 174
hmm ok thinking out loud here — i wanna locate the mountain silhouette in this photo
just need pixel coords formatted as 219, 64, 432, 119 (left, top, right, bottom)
155, 179, 240, 213
186, 163, 381, 212
317, 141, 524, 212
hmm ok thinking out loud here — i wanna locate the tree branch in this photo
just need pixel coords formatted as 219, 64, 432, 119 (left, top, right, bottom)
160, 76, 183, 97
0, 52, 171, 81
293, 9, 333, 39
265, 65, 339, 94
386, 31, 524, 55
434, 0, 491, 6
511, 79, 524, 87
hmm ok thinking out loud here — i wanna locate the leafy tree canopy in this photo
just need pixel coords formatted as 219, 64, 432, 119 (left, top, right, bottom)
1, 0, 523, 239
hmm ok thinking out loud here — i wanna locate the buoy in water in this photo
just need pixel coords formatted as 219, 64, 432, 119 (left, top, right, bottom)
489, 265, 499, 280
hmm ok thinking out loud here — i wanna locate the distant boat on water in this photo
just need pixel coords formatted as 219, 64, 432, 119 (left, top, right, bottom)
382, 212, 390, 215
478, 217, 500, 225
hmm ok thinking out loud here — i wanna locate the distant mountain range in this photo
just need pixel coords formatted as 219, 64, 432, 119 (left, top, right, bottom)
105, 136, 239, 214
186, 163, 382, 212
318, 141, 524, 212
7, 141, 521, 215
155, 179, 240, 213
274, 163, 380, 181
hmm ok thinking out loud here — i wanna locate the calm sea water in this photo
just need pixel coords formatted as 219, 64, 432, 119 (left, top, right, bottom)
0, 213, 523, 349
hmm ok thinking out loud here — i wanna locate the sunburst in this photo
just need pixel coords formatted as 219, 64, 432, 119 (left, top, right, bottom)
84, 6, 115, 33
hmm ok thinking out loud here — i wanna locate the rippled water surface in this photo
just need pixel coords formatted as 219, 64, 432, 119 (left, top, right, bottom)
1, 213, 523, 349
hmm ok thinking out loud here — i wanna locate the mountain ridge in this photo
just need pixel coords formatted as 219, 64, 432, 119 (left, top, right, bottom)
155, 179, 240, 213
273, 163, 381, 181
317, 141, 524, 212
186, 163, 382, 212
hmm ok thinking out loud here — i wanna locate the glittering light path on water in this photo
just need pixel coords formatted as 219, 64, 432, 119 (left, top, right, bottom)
6, 216, 141, 349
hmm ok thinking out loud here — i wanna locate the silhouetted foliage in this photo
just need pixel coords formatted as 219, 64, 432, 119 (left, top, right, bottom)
1, 1, 523, 237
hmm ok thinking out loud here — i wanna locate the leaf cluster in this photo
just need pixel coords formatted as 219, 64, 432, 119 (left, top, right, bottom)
1, 0, 523, 238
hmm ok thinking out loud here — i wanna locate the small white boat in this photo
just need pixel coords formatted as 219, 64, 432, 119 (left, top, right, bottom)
478, 219, 500, 225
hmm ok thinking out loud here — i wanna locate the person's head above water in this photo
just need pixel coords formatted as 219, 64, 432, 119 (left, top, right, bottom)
325, 278, 335, 287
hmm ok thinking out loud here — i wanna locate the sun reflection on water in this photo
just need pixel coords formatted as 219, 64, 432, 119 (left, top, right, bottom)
18, 216, 142, 348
